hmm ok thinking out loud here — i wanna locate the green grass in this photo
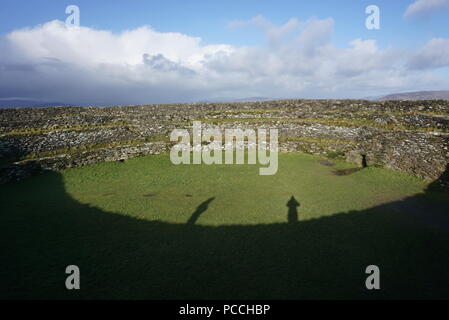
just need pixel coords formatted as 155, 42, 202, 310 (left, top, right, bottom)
60, 153, 428, 224
1, 153, 448, 299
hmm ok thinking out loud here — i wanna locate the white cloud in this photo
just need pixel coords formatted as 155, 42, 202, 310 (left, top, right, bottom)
0, 18, 448, 105
228, 15, 300, 47
404, 0, 449, 18
408, 38, 449, 69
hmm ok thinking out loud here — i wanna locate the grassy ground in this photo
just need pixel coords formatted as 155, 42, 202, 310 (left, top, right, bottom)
1, 153, 448, 299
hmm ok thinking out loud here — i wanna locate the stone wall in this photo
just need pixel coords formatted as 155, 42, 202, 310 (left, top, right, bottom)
1, 99, 448, 185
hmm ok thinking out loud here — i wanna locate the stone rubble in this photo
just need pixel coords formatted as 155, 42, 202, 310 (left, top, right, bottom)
0, 99, 448, 185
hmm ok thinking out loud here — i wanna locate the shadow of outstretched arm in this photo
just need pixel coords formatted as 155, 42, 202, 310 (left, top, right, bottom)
187, 197, 215, 225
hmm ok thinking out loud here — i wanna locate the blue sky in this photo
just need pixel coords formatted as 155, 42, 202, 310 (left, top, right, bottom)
0, 0, 449, 104
1, 0, 448, 47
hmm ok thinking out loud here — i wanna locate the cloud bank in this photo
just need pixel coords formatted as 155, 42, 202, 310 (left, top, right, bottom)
0, 18, 448, 105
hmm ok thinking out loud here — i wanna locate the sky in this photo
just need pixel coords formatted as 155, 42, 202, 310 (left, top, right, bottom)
0, 0, 449, 105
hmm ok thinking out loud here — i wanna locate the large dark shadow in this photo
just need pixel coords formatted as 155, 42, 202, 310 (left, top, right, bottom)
0, 165, 448, 300
187, 197, 215, 225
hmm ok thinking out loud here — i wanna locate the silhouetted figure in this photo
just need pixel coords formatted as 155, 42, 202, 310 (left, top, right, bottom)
361, 155, 368, 168
187, 197, 215, 225
287, 196, 300, 224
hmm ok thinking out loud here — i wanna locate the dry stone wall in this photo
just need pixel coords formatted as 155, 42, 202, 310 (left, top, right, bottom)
0, 99, 448, 185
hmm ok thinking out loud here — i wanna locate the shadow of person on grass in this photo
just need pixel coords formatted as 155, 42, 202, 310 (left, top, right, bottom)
287, 196, 300, 224
1, 164, 448, 300
187, 197, 215, 225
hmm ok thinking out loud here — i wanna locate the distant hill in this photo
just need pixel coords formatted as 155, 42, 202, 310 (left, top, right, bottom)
198, 96, 274, 103
378, 91, 449, 101
0, 99, 69, 108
